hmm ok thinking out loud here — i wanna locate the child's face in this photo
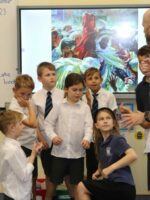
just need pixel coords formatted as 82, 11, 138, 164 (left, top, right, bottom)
138, 55, 150, 77
11, 121, 24, 139
65, 83, 84, 103
38, 68, 56, 90
13, 87, 32, 100
95, 111, 114, 134
85, 72, 102, 93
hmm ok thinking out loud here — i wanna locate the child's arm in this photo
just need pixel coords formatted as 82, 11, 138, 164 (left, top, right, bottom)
85, 89, 92, 108
36, 127, 49, 149
81, 105, 93, 148
16, 96, 37, 128
92, 168, 102, 180
6, 142, 42, 182
81, 139, 90, 149
101, 148, 137, 179
44, 105, 62, 145
27, 142, 43, 164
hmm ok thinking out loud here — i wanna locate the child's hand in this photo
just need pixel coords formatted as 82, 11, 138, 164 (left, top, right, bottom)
32, 142, 43, 156
85, 89, 92, 108
40, 138, 49, 149
101, 166, 113, 178
81, 139, 90, 149
16, 96, 29, 107
52, 136, 62, 145
92, 169, 102, 180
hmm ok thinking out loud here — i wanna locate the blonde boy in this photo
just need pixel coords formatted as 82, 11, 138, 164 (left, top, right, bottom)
9, 74, 37, 200
0, 110, 42, 200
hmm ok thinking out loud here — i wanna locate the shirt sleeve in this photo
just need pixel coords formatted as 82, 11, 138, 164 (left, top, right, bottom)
114, 136, 131, 157
9, 98, 27, 121
6, 148, 34, 182
108, 93, 118, 111
83, 105, 93, 142
44, 105, 59, 140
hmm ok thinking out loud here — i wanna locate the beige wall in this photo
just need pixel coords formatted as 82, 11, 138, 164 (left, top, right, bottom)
17, 0, 150, 6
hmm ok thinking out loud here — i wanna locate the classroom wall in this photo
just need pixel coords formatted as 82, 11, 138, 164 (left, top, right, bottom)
0, 0, 150, 195
17, 0, 150, 6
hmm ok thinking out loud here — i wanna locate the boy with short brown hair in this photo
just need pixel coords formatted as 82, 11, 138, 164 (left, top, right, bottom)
32, 62, 65, 200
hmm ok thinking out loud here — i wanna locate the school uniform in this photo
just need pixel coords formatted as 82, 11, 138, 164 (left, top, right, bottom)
45, 98, 93, 184
136, 76, 150, 189
9, 97, 37, 177
82, 135, 136, 200
82, 88, 118, 179
0, 137, 34, 200
32, 87, 64, 176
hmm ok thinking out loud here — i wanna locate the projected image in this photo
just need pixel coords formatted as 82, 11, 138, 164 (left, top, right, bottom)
20, 8, 149, 93
51, 9, 138, 92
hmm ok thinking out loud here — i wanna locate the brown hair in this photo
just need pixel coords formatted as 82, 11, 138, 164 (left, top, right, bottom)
37, 62, 56, 77
0, 110, 23, 134
65, 73, 85, 89
94, 107, 119, 161
84, 67, 102, 80
137, 45, 150, 57
15, 74, 34, 90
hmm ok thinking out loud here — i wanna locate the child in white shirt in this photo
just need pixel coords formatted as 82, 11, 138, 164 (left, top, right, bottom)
9, 74, 37, 200
0, 110, 42, 200
45, 73, 93, 200
32, 62, 64, 200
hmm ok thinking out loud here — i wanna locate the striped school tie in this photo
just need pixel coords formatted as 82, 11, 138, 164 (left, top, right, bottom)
91, 93, 98, 119
44, 91, 53, 118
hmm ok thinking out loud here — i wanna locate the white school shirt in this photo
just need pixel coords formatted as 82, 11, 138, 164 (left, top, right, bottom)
32, 87, 64, 147
45, 98, 93, 159
0, 137, 34, 200
144, 129, 150, 153
82, 88, 118, 111
9, 97, 36, 150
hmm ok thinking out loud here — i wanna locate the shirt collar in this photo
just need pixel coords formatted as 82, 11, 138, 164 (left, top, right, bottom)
101, 135, 113, 146
43, 87, 55, 95
63, 98, 81, 105
89, 88, 101, 96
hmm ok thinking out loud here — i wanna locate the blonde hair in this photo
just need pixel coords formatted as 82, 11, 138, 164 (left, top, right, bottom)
0, 110, 23, 134
94, 107, 119, 160
37, 62, 56, 77
15, 74, 34, 90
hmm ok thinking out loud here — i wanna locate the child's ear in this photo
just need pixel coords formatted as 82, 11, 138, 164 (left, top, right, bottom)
12, 87, 15, 92
38, 76, 42, 82
94, 122, 99, 129
8, 123, 16, 133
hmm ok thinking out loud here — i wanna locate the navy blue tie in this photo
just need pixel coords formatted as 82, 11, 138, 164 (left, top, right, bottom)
91, 93, 98, 119
44, 91, 53, 118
